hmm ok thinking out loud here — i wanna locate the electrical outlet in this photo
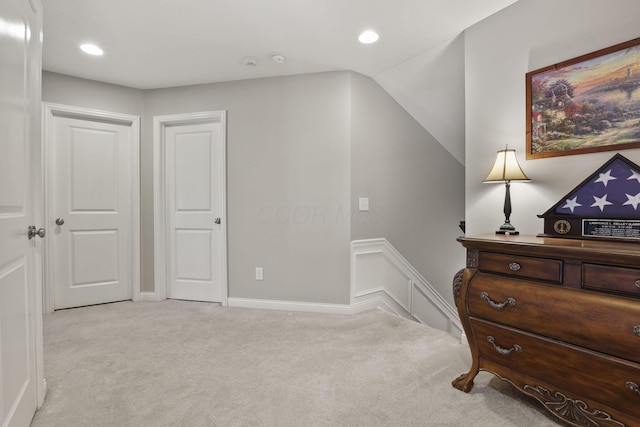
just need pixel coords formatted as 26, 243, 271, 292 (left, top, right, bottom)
358, 197, 369, 212
255, 267, 263, 281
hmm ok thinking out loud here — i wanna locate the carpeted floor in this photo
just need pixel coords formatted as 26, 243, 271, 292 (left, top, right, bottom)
30, 300, 566, 426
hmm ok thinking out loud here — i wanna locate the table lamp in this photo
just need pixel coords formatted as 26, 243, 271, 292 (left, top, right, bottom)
484, 147, 530, 235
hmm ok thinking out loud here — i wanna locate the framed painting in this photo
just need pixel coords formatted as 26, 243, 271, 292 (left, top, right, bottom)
526, 37, 640, 159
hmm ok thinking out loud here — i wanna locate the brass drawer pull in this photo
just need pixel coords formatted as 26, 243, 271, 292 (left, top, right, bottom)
509, 262, 521, 271
481, 292, 516, 309
634, 325, 640, 337
487, 336, 522, 355
627, 382, 640, 397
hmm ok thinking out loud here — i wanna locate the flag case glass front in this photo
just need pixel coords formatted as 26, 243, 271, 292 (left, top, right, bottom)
538, 153, 640, 241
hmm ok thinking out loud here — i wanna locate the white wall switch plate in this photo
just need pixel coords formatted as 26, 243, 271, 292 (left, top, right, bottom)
358, 197, 369, 211
255, 267, 263, 281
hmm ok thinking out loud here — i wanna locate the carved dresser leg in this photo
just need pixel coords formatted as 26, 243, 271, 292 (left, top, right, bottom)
452, 371, 478, 392
451, 267, 480, 393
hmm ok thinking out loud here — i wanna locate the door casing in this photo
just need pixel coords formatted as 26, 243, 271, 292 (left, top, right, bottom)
153, 111, 228, 305
42, 103, 141, 313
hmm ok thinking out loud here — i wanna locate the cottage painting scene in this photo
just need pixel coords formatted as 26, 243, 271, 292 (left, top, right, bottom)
529, 41, 640, 157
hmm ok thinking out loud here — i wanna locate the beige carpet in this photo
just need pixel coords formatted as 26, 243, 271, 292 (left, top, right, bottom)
30, 300, 566, 426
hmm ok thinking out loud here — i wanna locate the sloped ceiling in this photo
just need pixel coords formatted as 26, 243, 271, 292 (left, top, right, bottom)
41, 0, 518, 163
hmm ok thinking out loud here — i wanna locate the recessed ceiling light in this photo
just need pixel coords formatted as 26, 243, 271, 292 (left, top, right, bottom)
358, 30, 379, 44
80, 43, 103, 56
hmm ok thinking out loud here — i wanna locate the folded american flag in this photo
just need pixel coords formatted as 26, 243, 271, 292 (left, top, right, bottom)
554, 154, 640, 218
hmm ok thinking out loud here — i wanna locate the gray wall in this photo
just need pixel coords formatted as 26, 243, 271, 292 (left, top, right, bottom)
42, 69, 465, 307
465, 0, 640, 236
375, 33, 466, 165
350, 72, 465, 306
42, 72, 143, 116
143, 72, 352, 303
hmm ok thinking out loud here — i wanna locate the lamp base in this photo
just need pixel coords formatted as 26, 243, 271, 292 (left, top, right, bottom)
496, 223, 519, 235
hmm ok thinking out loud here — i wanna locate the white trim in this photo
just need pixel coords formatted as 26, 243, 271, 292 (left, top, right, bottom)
31, 0, 45, 407
227, 296, 402, 317
228, 238, 462, 336
228, 297, 353, 315
351, 238, 462, 334
42, 103, 141, 313
153, 111, 228, 306
140, 292, 157, 302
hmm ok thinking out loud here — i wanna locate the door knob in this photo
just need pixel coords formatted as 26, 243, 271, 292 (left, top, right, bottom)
55, 218, 65, 226
28, 226, 46, 240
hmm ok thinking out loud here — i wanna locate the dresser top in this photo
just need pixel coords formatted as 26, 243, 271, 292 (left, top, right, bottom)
458, 234, 640, 265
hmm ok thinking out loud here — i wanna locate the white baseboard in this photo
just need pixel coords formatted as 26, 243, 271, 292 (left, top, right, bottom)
140, 291, 157, 302
227, 297, 352, 314
227, 296, 402, 317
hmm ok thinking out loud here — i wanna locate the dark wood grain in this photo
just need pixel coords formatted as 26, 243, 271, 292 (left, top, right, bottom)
453, 235, 640, 427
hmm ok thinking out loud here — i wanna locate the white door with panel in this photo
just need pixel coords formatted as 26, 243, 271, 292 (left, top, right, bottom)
161, 118, 226, 302
49, 112, 136, 310
0, 0, 43, 425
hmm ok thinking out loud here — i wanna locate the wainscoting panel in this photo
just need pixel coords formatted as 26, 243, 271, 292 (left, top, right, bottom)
351, 239, 462, 335
353, 251, 412, 312
225, 239, 463, 337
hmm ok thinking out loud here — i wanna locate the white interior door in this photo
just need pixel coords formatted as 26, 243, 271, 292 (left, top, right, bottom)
0, 0, 42, 425
48, 111, 137, 310
160, 116, 226, 303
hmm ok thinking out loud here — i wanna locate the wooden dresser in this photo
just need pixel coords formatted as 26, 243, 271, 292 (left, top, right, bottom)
452, 234, 640, 427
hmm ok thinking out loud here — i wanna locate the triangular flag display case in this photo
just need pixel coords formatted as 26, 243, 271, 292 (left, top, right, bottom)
539, 153, 640, 241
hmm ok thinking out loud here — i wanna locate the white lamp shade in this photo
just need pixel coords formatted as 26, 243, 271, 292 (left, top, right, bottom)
484, 149, 530, 182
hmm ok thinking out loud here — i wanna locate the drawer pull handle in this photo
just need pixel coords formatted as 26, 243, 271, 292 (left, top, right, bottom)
635, 280, 640, 289
634, 325, 640, 337
627, 382, 640, 397
508, 262, 521, 271
481, 292, 516, 309
487, 336, 522, 355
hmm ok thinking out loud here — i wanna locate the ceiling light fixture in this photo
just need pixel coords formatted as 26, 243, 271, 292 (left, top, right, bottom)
80, 43, 103, 56
358, 30, 379, 44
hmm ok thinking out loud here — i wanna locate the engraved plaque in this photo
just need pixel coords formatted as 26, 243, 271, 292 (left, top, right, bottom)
583, 219, 640, 240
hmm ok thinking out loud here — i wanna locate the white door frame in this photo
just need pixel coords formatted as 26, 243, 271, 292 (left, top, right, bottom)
153, 111, 228, 305
42, 102, 141, 313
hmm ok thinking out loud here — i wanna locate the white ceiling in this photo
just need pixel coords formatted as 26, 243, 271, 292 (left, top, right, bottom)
41, 0, 518, 90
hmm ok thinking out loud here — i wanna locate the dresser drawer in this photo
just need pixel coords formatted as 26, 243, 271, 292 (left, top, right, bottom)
467, 273, 640, 364
478, 251, 562, 283
471, 318, 640, 419
584, 263, 640, 298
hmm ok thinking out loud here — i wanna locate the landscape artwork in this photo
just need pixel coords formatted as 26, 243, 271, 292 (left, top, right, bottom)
526, 38, 640, 159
